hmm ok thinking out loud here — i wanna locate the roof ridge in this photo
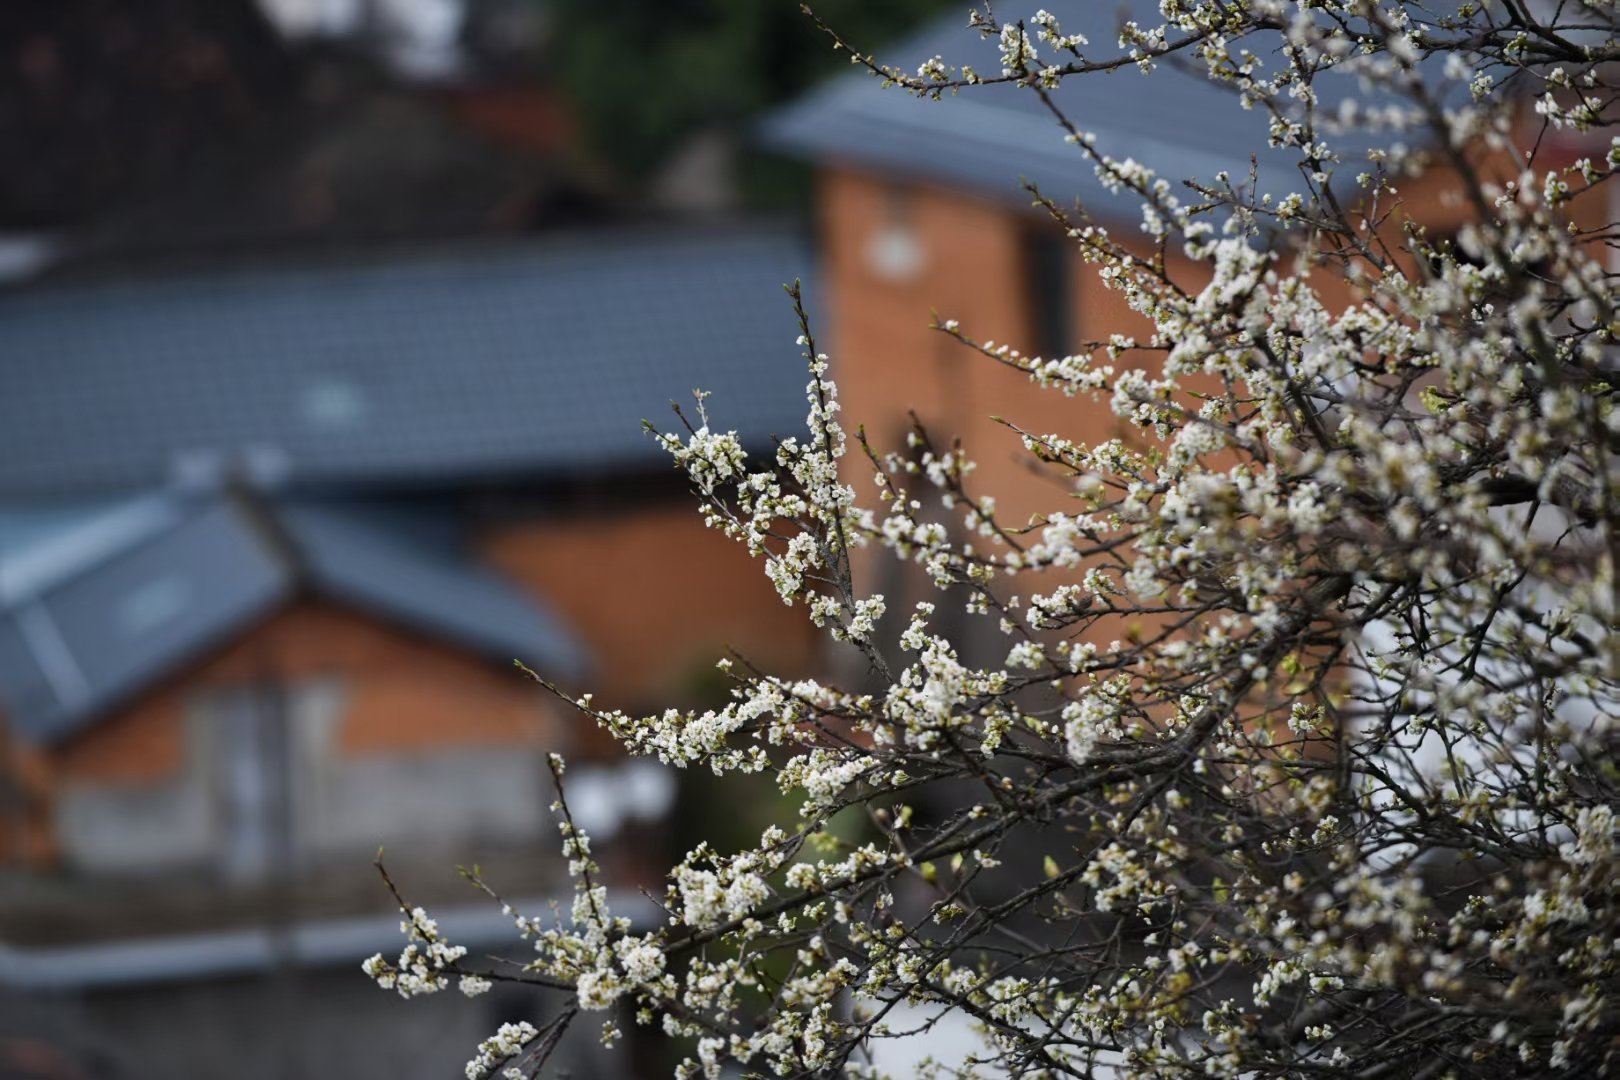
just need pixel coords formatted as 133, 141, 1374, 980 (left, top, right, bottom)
0, 218, 809, 305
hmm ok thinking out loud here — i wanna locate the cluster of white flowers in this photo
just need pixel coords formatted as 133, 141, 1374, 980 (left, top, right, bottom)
370, 4, 1620, 1076
464, 1022, 536, 1080
360, 906, 469, 999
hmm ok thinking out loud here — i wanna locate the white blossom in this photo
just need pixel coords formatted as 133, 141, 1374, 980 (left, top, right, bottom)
369, 6, 1620, 1076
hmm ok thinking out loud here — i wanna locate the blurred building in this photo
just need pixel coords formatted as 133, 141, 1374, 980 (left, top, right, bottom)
0, 226, 816, 1078
0, 5, 831, 1076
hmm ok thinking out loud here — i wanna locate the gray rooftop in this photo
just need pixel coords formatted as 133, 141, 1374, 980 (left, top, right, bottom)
0, 487, 587, 745
0, 226, 815, 497
762, 0, 1453, 214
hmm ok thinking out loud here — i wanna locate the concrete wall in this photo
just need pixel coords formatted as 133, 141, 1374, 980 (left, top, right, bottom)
55, 767, 213, 874
54, 676, 555, 875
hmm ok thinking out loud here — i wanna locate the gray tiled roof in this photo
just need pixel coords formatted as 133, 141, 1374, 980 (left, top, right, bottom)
0, 226, 815, 496
0, 488, 587, 745
762, 0, 1452, 214
277, 499, 587, 675
0, 498, 283, 743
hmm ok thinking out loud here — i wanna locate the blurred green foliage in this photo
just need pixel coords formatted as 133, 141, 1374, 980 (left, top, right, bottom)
545, 0, 954, 204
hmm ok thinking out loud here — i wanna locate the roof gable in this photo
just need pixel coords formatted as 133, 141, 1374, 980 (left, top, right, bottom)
0, 488, 586, 745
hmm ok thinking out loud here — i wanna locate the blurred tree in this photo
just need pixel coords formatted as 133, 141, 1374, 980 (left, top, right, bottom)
544, 0, 953, 207
0, 0, 609, 273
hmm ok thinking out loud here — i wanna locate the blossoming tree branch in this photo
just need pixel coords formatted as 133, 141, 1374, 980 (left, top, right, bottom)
366, 2, 1619, 1076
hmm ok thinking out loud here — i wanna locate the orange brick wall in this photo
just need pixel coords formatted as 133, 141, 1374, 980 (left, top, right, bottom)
0, 721, 54, 864
481, 504, 818, 709
816, 158, 1544, 533
188, 604, 560, 757
818, 166, 1188, 532
811, 160, 1531, 669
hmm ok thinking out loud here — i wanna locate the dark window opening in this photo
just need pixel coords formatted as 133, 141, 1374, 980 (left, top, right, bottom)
1023, 225, 1073, 358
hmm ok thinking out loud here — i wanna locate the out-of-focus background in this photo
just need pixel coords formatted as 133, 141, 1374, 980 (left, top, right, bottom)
0, 3, 971, 1075
0, 2, 1603, 1077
